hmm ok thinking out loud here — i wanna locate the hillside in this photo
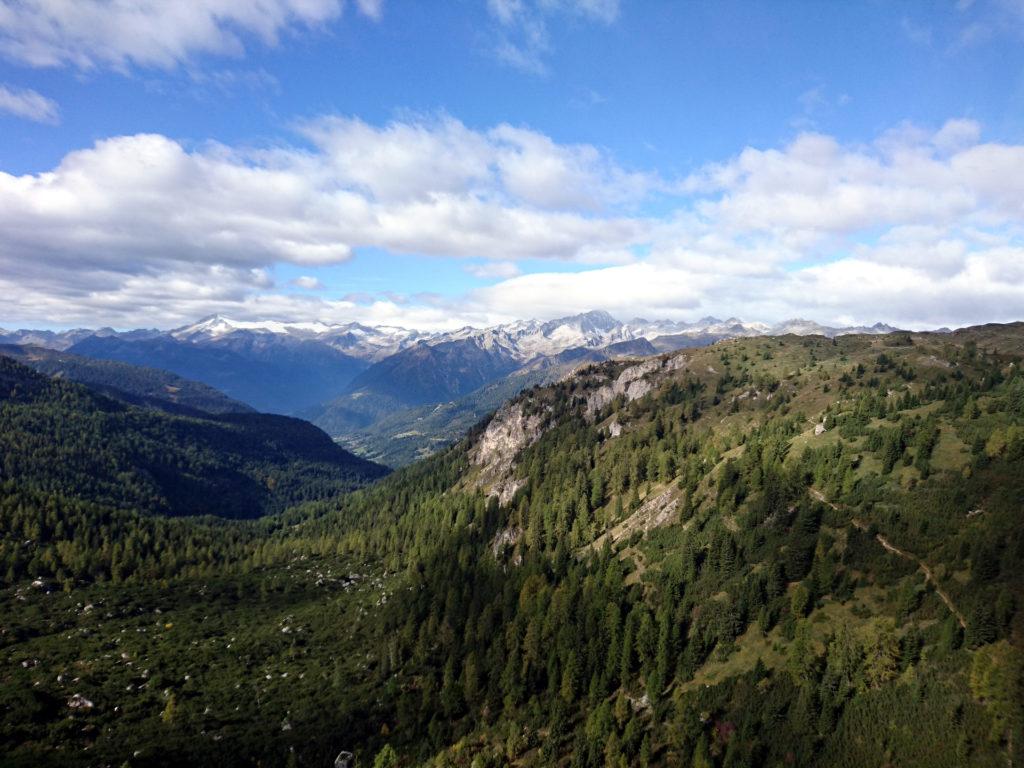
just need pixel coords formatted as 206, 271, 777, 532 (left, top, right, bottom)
1, 324, 1022, 767
0, 344, 253, 415
0, 356, 387, 520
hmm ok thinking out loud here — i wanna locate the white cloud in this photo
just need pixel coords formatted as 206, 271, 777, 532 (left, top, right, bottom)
291, 275, 325, 290
0, 83, 58, 123
296, 114, 657, 210
485, 0, 620, 73
2, 116, 1024, 331
681, 120, 1024, 243
459, 235, 1024, 330
354, 0, 384, 21
459, 118, 1024, 329
0, 117, 649, 278
0, 114, 652, 327
0, 0, 379, 71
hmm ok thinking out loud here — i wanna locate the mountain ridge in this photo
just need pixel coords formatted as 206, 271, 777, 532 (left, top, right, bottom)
3, 310, 909, 360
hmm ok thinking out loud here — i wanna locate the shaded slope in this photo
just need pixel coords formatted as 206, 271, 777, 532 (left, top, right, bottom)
0, 356, 387, 519
0, 344, 253, 416
69, 334, 367, 414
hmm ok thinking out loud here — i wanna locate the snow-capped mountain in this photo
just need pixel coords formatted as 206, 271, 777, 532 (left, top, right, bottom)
4, 311, 906, 362
171, 315, 429, 361
380, 311, 773, 362
0, 326, 160, 351
768, 319, 901, 337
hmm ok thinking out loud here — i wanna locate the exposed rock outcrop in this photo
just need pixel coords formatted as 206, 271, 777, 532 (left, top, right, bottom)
585, 359, 660, 419
591, 487, 679, 550
472, 401, 546, 503
491, 525, 523, 560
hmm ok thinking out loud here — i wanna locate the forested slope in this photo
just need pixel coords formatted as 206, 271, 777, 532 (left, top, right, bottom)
0, 356, 386, 522
1, 325, 1022, 768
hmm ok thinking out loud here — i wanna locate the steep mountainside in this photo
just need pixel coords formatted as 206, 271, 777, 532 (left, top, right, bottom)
345, 338, 523, 406
0, 344, 253, 415
311, 341, 648, 466
317, 353, 606, 466
307, 338, 526, 444
0, 356, 386, 519
2, 323, 1022, 768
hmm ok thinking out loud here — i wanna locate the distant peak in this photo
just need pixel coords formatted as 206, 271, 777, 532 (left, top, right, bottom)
572, 309, 620, 329
191, 314, 235, 329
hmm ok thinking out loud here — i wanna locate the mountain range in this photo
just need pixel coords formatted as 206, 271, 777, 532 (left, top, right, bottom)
1, 311, 905, 465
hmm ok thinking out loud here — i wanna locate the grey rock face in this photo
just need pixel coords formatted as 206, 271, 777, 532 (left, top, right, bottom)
472, 401, 547, 504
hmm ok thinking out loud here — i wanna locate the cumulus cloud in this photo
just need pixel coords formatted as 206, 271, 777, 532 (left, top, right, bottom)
1, 116, 1023, 331
0, 114, 651, 327
298, 114, 656, 210
291, 275, 325, 290
0, 116, 649, 277
460, 118, 1024, 328
0, 82, 58, 123
681, 120, 1024, 244
0, 0, 379, 71
461, 238, 1024, 330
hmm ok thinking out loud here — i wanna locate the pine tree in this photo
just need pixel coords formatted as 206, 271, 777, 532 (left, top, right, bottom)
372, 744, 397, 768
160, 693, 178, 726
966, 603, 998, 648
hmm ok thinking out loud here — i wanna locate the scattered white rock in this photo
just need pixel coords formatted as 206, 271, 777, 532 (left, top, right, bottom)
490, 526, 523, 559
68, 693, 94, 710
585, 360, 659, 419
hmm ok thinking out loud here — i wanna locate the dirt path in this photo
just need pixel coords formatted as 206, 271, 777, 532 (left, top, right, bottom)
809, 489, 968, 629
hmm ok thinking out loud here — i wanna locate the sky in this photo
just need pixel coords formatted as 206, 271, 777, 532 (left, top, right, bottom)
1, 0, 1023, 332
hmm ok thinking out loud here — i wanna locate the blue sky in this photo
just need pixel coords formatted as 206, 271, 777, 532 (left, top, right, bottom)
1, 0, 1023, 330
